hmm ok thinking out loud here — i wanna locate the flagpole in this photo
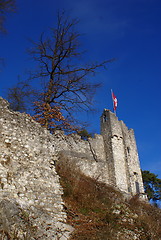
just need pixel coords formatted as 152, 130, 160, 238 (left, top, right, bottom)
111, 89, 115, 114
111, 89, 113, 111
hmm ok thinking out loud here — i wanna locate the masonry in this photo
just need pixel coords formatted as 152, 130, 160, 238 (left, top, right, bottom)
101, 109, 145, 196
0, 97, 73, 239
0, 97, 145, 239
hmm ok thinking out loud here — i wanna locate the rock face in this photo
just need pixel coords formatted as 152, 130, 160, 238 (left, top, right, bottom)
0, 97, 146, 239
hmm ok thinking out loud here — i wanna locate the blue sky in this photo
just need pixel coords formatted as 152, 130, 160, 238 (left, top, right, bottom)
0, 0, 161, 178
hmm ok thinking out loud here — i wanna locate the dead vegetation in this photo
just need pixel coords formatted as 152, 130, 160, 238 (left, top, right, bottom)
56, 159, 161, 240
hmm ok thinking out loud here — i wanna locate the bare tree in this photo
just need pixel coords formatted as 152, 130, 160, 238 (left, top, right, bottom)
28, 11, 113, 132
0, 0, 16, 33
7, 80, 34, 112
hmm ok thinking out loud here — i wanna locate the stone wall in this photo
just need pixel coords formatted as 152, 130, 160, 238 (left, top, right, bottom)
52, 131, 109, 185
0, 97, 73, 239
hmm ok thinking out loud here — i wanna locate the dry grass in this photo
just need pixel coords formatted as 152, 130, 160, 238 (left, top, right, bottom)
128, 196, 161, 239
56, 157, 161, 240
56, 159, 124, 240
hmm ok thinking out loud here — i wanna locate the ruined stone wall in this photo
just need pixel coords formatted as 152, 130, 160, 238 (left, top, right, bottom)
52, 130, 109, 184
0, 97, 73, 239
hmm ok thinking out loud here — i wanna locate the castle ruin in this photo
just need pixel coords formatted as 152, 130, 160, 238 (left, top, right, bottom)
0, 97, 146, 239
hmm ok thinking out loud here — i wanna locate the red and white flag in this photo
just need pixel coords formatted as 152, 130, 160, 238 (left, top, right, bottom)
111, 90, 118, 111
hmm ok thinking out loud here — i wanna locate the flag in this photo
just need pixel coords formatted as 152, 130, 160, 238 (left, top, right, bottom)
111, 90, 118, 111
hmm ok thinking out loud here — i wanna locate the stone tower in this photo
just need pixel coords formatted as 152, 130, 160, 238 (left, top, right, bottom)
101, 109, 145, 197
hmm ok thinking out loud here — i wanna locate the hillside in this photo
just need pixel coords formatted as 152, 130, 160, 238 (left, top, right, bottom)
56, 159, 161, 240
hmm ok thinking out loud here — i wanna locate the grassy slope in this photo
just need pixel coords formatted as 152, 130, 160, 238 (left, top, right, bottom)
56, 160, 161, 240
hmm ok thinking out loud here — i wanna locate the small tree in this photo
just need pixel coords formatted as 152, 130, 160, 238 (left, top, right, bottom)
28, 11, 113, 132
142, 170, 161, 202
77, 129, 92, 140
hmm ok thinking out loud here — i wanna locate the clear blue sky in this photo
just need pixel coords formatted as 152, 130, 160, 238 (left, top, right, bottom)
0, 0, 161, 178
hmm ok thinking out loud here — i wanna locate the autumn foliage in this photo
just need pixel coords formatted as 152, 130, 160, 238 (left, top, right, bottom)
33, 99, 78, 132
33, 102, 66, 131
